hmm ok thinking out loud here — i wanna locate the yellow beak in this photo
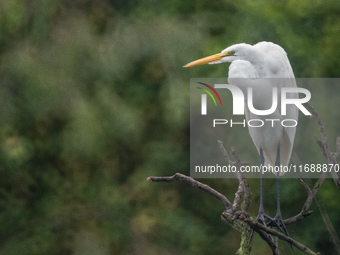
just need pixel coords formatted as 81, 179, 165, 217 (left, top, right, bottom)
183, 51, 232, 68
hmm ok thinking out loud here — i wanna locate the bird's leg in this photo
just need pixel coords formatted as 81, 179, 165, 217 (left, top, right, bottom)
248, 147, 273, 243
269, 144, 293, 251
258, 147, 272, 224
271, 145, 287, 232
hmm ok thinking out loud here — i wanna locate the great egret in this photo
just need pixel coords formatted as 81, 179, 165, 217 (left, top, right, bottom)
184, 42, 298, 244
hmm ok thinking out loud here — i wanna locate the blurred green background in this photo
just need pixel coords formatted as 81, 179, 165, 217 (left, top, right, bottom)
0, 0, 339, 254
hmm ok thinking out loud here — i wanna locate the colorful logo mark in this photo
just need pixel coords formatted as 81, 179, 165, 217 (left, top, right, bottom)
196, 82, 222, 106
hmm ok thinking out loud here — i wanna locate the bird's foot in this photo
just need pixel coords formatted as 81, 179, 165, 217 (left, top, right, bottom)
257, 212, 272, 227
248, 211, 273, 244
267, 214, 294, 251
267, 214, 288, 236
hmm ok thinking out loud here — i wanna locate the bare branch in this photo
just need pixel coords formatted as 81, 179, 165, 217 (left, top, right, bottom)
148, 102, 340, 255
305, 102, 332, 161
223, 211, 280, 255
314, 136, 327, 158
241, 178, 252, 212
300, 179, 312, 195
335, 137, 340, 159
229, 179, 244, 215
147, 173, 232, 209
292, 154, 340, 254
246, 216, 318, 255
290, 103, 340, 253
228, 211, 318, 255
314, 196, 340, 255
218, 141, 252, 214
291, 152, 302, 166
217, 140, 234, 166
284, 172, 326, 226
231, 146, 243, 170
305, 102, 340, 188
148, 171, 320, 254
231, 146, 252, 212
217, 140, 243, 214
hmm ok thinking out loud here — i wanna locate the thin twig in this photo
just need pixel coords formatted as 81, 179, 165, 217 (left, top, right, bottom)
231, 146, 243, 170
314, 197, 340, 255
305, 102, 331, 161
246, 216, 318, 255
300, 179, 312, 195
217, 140, 234, 166
334, 137, 340, 159
241, 178, 252, 212
218, 141, 252, 214
147, 102, 340, 254
147, 173, 232, 209
305, 102, 340, 188
290, 103, 340, 254
223, 211, 280, 255
231, 146, 252, 212
217, 141, 243, 214
284, 172, 326, 225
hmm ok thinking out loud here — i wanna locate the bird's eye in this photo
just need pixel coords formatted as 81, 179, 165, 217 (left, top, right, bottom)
230, 50, 235, 55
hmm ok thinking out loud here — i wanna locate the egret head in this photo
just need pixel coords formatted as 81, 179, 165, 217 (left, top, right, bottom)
184, 43, 259, 68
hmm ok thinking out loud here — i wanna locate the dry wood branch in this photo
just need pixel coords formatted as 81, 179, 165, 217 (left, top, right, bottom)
223, 211, 279, 254
148, 170, 319, 254
231, 146, 243, 170
218, 141, 252, 213
335, 137, 340, 159
147, 103, 340, 255
292, 154, 340, 254
246, 216, 318, 255
149, 174, 321, 254
314, 136, 327, 158
224, 210, 319, 255
300, 179, 312, 195
217, 140, 243, 214
284, 161, 327, 226
305, 102, 331, 161
230, 146, 252, 211
147, 173, 232, 209
241, 178, 252, 212
229, 179, 244, 214
315, 196, 340, 255
305, 102, 340, 188
217, 140, 234, 167
290, 104, 340, 254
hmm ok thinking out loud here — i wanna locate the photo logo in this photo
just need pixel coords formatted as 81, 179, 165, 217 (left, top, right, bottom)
200, 82, 311, 116
196, 82, 222, 115
190, 78, 334, 179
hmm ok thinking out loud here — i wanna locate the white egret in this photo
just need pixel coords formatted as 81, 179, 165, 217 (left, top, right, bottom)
184, 42, 298, 244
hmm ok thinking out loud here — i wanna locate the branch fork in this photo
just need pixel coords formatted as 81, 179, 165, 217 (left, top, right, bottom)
147, 103, 339, 255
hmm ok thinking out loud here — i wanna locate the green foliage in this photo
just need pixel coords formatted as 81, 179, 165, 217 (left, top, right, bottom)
0, 0, 339, 254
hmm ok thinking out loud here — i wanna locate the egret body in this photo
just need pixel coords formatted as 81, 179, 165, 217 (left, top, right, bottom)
184, 42, 298, 244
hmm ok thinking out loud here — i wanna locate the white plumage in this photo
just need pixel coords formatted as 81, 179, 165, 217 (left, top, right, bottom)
223, 42, 298, 175
184, 42, 298, 243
